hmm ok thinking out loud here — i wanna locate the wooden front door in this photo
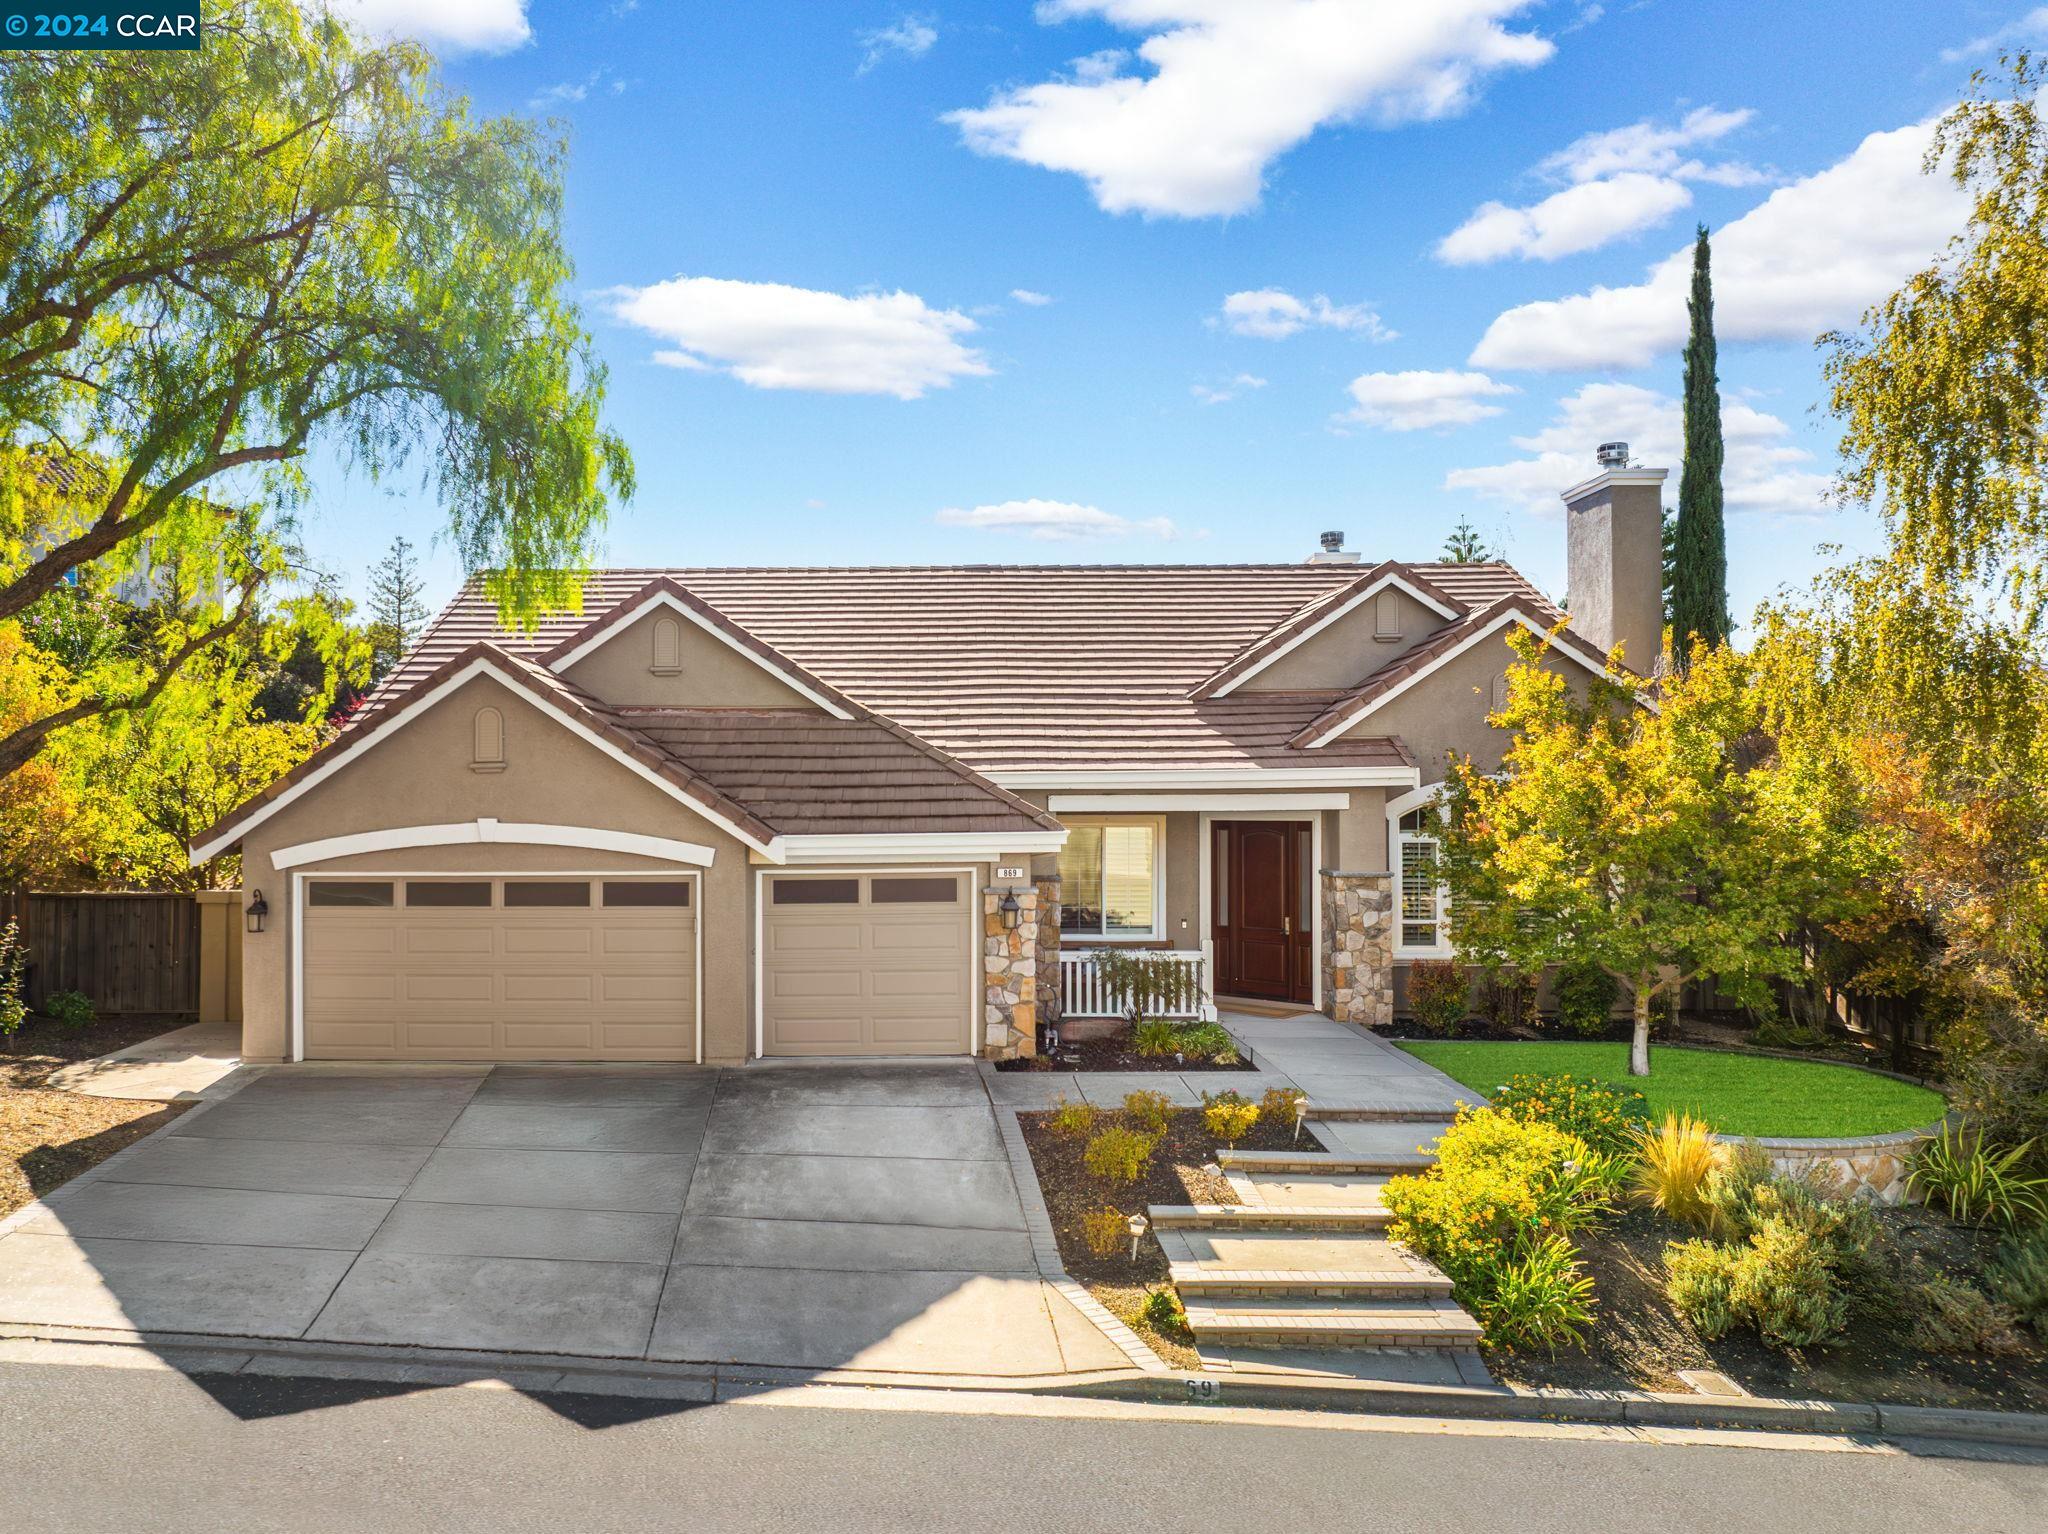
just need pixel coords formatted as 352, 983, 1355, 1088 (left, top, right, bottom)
1211, 821, 1314, 1004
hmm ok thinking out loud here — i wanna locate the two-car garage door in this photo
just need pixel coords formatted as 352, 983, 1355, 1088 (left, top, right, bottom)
303, 877, 697, 1061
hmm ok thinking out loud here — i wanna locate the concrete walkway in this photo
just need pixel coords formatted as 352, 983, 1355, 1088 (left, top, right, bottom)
44, 1020, 242, 1102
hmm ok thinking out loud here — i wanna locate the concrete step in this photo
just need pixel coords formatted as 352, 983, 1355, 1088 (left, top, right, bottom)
1220, 1148, 1434, 1174
1181, 1297, 1485, 1350
1304, 1104, 1463, 1123
1307, 1119, 1451, 1159
1159, 1227, 1420, 1272
1147, 1203, 1392, 1232
1229, 1172, 1395, 1209
1197, 1344, 1496, 1387
1169, 1261, 1454, 1301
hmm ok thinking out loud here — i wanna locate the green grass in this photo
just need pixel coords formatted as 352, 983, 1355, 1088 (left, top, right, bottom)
1396, 1042, 1945, 1139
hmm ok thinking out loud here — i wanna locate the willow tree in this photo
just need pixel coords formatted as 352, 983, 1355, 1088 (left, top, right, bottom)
0, 0, 631, 778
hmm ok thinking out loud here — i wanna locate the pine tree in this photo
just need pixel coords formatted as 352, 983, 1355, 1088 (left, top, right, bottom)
1672, 225, 1731, 667
1440, 516, 1493, 563
366, 536, 426, 682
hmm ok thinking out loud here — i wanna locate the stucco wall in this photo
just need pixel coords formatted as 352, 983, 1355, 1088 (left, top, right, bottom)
560, 606, 812, 709
1345, 632, 1586, 783
236, 673, 759, 1064
1243, 587, 1446, 692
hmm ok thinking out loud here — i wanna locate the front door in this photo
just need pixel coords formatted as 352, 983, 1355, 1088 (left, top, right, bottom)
1211, 821, 1314, 1004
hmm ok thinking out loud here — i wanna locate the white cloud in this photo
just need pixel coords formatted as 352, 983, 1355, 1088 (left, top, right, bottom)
1445, 381, 1831, 518
1219, 289, 1394, 341
1010, 288, 1055, 306
607, 277, 990, 399
1942, 5, 2048, 61
945, 1, 1553, 218
1340, 370, 1516, 432
934, 499, 1183, 541
1192, 373, 1269, 405
314, 0, 531, 53
1471, 115, 1970, 370
859, 14, 938, 73
1438, 106, 1759, 264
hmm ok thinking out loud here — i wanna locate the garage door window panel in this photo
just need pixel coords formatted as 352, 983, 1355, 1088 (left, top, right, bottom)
504, 881, 592, 908
603, 881, 692, 907
871, 876, 960, 905
309, 882, 394, 907
772, 878, 859, 904
404, 882, 493, 907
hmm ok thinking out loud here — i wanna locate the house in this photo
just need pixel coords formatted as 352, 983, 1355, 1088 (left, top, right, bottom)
193, 454, 1666, 1065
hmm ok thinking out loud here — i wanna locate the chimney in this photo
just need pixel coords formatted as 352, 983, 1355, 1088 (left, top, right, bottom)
1561, 444, 1666, 673
1308, 529, 1360, 565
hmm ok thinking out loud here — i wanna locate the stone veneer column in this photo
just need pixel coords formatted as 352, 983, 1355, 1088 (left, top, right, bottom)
1033, 875, 1062, 1028
1321, 869, 1394, 1028
983, 886, 1040, 1060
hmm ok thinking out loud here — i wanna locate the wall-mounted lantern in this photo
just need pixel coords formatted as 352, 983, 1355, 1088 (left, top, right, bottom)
245, 889, 269, 935
998, 890, 1021, 930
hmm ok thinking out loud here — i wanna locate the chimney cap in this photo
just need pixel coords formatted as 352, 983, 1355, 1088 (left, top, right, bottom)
1595, 441, 1631, 469
1319, 530, 1345, 552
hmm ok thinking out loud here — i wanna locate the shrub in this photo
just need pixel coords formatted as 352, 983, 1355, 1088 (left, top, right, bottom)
1406, 959, 1467, 1036
1201, 1091, 1260, 1146
1141, 1286, 1188, 1335
1752, 1013, 1830, 1051
0, 919, 26, 1040
1483, 1233, 1596, 1352
1047, 1097, 1099, 1138
1478, 969, 1536, 1032
1083, 1125, 1158, 1187
1258, 1085, 1306, 1126
1940, 998, 2048, 1151
1698, 1139, 1777, 1238
1131, 1017, 1180, 1057
1493, 1072, 1649, 1157
1380, 1107, 1614, 1349
1175, 1022, 1241, 1064
43, 991, 94, 1030
1665, 1240, 1741, 1339
1906, 1124, 2048, 1230
1079, 1206, 1128, 1257
1987, 1226, 2048, 1335
1730, 1215, 1849, 1347
1632, 1114, 1726, 1229
1121, 1089, 1174, 1134
1091, 949, 1204, 1021
1908, 1276, 2026, 1356
1552, 961, 1619, 1040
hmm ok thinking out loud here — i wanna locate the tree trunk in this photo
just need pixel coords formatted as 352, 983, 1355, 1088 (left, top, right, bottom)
1630, 982, 1653, 1076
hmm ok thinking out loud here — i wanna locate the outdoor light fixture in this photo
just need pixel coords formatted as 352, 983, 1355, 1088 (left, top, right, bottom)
1127, 1212, 1149, 1264
1294, 1098, 1310, 1144
998, 891, 1021, 930
244, 890, 269, 935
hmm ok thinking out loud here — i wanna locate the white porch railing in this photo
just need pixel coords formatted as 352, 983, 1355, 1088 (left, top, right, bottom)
1056, 948, 1214, 1021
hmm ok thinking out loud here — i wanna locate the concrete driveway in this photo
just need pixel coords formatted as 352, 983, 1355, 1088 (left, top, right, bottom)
0, 1063, 1123, 1378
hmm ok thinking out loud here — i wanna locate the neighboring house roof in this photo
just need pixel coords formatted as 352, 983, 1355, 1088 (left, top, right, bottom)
1189, 560, 1472, 699
366, 563, 1548, 776
1288, 596, 1638, 750
625, 710, 1064, 836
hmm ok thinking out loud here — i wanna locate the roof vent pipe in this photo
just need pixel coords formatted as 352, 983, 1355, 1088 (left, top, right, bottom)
1308, 530, 1361, 565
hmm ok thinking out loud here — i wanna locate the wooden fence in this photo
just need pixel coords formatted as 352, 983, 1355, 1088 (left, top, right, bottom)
2, 890, 203, 1018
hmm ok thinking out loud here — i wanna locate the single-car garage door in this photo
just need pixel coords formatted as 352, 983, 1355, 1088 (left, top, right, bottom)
302, 876, 697, 1061
761, 872, 972, 1056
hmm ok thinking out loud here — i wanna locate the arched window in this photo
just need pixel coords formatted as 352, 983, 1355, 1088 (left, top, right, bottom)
650, 615, 683, 674
471, 706, 506, 773
1490, 671, 1510, 715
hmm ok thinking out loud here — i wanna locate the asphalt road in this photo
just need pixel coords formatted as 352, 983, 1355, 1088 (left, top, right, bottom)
1, 1361, 2043, 1534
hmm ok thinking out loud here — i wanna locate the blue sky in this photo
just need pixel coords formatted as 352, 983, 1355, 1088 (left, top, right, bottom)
302, 1, 2036, 629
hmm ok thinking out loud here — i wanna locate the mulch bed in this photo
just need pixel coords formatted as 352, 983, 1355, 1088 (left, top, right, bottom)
1490, 1203, 2048, 1414
995, 1026, 1257, 1073
1020, 1102, 1302, 1367
1, 1015, 194, 1220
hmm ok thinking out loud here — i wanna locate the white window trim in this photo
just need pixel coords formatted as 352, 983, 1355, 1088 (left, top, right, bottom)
1056, 814, 1166, 944
270, 819, 717, 871
1389, 790, 1453, 960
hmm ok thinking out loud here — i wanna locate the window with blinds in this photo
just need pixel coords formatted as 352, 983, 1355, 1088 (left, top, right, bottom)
1057, 820, 1160, 938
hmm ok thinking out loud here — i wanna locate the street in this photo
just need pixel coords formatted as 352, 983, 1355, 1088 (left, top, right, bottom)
0, 1360, 2042, 1533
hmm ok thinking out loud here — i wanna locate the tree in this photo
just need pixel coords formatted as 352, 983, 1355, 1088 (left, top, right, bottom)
1441, 633, 1855, 1075
0, 0, 631, 779
1440, 517, 1495, 564
1671, 226, 1730, 664
366, 536, 427, 682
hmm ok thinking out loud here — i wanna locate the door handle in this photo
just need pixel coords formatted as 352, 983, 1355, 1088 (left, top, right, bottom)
1282, 916, 1292, 936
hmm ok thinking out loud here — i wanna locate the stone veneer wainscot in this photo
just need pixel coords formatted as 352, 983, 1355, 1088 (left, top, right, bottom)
1321, 869, 1394, 1028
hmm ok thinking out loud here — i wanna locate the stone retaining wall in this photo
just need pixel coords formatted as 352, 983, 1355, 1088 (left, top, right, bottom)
1740, 1125, 1935, 1206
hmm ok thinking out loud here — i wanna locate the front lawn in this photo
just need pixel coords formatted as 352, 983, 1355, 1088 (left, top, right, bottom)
1396, 1042, 1944, 1138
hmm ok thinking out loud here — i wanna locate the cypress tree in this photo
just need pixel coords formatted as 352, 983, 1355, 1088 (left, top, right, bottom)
1672, 225, 1730, 668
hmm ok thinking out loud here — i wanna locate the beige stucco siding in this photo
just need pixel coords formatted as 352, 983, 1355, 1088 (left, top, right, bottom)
236, 673, 757, 1064
1242, 588, 1446, 692
560, 606, 812, 709
1342, 634, 1585, 783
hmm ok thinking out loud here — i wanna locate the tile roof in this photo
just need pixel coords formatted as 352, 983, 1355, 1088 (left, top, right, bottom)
368, 563, 1554, 775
